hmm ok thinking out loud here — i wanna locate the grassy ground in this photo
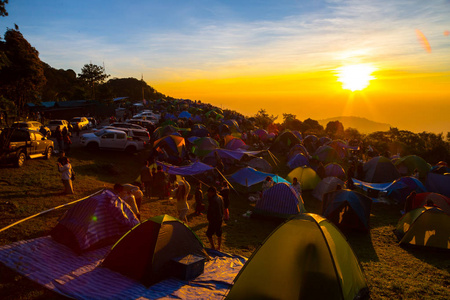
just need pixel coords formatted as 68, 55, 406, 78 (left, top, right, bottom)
0, 147, 449, 299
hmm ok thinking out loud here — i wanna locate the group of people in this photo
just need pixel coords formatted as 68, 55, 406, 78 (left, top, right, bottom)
53, 125, 73, 153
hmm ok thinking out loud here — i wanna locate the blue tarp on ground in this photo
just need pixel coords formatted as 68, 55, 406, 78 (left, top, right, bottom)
0, 237, 246, 300
353, 177, 427, 202
229, 167, 290, 187
156, 161, 214, 175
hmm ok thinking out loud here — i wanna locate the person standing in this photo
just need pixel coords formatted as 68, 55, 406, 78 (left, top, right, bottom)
113, 183, 141, 219
292, 177, 302, 196
220, 181, 230, 221
57, 157, 73, 195
206, 187, 224, 251
62, 127, 72, 154
54, 126, 64, 153
140, 161, 152, 198
194, 183, 205, 215
153, 166, 166, 199
175, 178, 191, 223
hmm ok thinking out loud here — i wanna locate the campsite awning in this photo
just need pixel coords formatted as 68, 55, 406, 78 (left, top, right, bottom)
156, 161, 214, 176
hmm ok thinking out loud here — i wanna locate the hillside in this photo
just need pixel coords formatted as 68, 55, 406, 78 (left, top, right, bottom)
318, 116, 391, 133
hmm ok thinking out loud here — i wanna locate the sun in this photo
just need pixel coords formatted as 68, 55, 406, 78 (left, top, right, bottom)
336, 64, 376, 91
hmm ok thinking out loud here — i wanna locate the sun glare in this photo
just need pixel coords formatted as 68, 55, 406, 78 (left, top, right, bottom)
337, 64, 376, 91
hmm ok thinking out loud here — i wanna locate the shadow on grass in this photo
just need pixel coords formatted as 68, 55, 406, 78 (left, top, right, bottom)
402, 245, 450, 272
345, 231, 380, 263
68, 147, 150, 184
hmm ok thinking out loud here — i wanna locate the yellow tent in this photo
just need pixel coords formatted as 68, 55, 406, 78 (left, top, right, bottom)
286, 166, 321, 190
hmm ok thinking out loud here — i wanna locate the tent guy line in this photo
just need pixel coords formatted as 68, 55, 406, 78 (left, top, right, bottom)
0, 189, 104, 233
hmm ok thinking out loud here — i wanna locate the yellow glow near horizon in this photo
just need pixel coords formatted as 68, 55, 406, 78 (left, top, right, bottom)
337, 64, 376, 91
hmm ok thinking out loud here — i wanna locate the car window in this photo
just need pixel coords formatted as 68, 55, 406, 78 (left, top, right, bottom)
10, 130, 30, 142
116, 132, 126, 139
102, 133, 115, 139
133, 131, 147, 137
35, 132, 44, 139
29, 133, 36, 141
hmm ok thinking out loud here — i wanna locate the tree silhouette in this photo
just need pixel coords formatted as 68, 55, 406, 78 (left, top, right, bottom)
78, 63, 110, 100
0, 28, 46, 112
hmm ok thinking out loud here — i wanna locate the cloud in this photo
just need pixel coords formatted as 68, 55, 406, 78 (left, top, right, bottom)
21, 0, 450, 81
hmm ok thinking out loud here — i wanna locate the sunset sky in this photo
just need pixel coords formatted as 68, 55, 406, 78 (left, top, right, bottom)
2, 0, 450, 133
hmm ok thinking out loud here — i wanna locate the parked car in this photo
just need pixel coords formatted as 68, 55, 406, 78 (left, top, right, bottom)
126, 119, 156, 130
132, 111, 160, 122
47, 119, 69, 132
100, 126, 151, 144
0, 128, 54, 167
108, 122, 147, 131
12, 121, 50, 132
80, 128, 145, 153
70, 117, 90, 130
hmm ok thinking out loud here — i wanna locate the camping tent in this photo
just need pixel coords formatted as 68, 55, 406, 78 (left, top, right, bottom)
288, 144, 309, 160
253, 183, 305, 219
313, 145, 341, 163
102, 215, 209, 286
226, 213, 369, 300
286, 166, 321, 190
247, 157, 273, 173
406, 192, 450, 214
228, 167, 290, 193
394, 207, 450, 250
386, 177, 427, 204
394, 155, 430, 179
322, 189, 372, 231
287, 153, 310, 170
363, 156, 401, 183
312, 177, 345, 201
51, 189, 140, 253
153, 135, 187, 163
324, 163, 346, 180
269, 131, 301, 154
425, 172, 450, 197
191, 137, 219, 156
225, 138, 247, 150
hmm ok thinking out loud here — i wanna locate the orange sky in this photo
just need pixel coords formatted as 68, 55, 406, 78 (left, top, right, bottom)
153, 69, 450, 133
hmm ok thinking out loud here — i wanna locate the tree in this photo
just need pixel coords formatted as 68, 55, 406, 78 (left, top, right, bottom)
254, 109, 277, 129
282, 113, 302, 131
78, 63, 110, 100
0, 28, 46, 112
42, 63, 85, 101
300, 118, 324, 135
325, 120, 344, 138
0, 0, 8, 17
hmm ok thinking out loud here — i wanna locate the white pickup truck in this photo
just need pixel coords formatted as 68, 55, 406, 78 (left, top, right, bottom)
80, 128, 145, 153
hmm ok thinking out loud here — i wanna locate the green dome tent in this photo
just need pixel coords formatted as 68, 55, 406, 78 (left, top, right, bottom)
102, 215, 209, 286
226, 213, 369, 300
394, 155, 431, 179
286, 166, 321, 190
394, 206, 450, 250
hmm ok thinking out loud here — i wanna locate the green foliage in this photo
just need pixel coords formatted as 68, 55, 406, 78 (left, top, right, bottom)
41, 63, 85, 101
104, 77, 166, 102
300, 118, 324, 135
325, 120, 344, 138
0, 29, 46, 112
78, 63, 110, 100
282, 113, 302, 131
0, 0, 8, 17
344, 127, 362, 140
254, 109, 277, 129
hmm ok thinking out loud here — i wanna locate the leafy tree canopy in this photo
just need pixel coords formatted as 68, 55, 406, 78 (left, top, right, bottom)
0, 0, 8, 17
0, 28, 46, 111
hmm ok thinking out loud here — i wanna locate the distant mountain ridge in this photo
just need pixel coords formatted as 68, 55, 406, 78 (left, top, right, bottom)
318, 116, 391, 133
